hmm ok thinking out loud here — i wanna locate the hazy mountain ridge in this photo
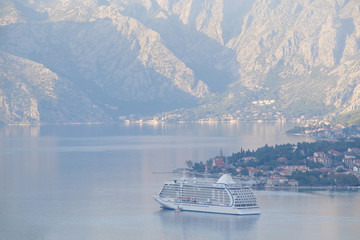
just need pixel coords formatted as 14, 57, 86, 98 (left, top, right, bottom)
0, 0, 21, 26
1, 0, 213, 123
0, 51, 110, 124
0, 0, 360, 124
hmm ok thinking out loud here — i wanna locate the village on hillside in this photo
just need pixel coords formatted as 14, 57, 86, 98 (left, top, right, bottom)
287, 122, 360, 140
185, 140, 360, 188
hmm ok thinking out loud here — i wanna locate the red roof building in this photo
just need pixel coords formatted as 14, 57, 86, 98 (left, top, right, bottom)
288, 179, 299, 186
279, 169, 292, 176
277, 157, 287, 162
241, 156, 257, 162
314, 152, 326, 158
343, 156, 355, 167
213, 157, 225, 168
328, 149, 341, 157
246, 167, 259, 177
278, 165, 309, 173
266, 174, 281, 186
235, 166, 244, 172
348, 148, 360, 154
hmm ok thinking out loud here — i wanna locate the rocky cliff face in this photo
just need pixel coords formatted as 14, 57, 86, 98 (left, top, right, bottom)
0, 0, 360, 124
0, 51, 110, 124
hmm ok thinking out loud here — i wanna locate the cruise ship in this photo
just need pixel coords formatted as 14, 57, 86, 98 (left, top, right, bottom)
153, 174, 260, 215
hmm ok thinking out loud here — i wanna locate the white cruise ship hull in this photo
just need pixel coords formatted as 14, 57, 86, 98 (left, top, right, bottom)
153, 195, 260, 215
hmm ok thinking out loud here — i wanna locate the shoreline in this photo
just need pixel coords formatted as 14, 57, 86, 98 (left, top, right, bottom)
1, 119, 300, 127
167, 171, 360, 190
259, 186, 360, 190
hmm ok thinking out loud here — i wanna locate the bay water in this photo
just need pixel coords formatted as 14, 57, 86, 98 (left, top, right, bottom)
0, 123, 359, 240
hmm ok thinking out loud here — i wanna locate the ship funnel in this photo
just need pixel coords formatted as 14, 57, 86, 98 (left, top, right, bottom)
216, 174, 236, 184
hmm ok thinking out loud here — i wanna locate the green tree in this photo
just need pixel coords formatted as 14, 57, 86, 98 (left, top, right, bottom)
210, 166, 222, 174
226, 167, 238, 176
240, 168, 249, 176
330, 174, 360, 186
185, 160, 193, 168
192, 162, 205, 173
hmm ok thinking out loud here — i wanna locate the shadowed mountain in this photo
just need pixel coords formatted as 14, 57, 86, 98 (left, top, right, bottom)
0, 0, 360, 123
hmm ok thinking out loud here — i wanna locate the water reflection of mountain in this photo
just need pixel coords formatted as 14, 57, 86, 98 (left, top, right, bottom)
155, 209, 259, 238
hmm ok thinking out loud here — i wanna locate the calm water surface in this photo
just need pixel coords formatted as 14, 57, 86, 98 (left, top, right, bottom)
0, 123, 359, 240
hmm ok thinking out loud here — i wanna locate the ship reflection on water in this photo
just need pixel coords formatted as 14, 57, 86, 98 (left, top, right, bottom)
155, 209, 259, 238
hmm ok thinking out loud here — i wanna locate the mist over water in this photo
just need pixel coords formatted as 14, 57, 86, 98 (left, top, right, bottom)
0, 123, 359, 240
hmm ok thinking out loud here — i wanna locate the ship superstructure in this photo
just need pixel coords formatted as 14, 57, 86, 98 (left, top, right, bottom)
153, 174, 260, 215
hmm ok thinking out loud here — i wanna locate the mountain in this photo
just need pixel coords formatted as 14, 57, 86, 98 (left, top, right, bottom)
0, 0, 360, 124
0, 51, 111, 124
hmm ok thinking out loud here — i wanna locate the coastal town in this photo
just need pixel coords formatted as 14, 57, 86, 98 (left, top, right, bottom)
286, 121, 360, 140
185, 139, 360, 188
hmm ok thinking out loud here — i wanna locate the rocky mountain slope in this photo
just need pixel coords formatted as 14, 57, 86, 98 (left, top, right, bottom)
0, 51, 110, 124
0, 0, 359, 124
